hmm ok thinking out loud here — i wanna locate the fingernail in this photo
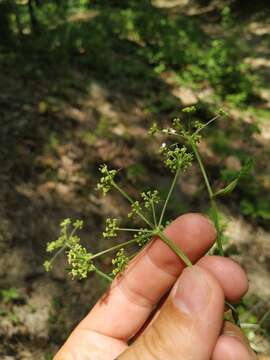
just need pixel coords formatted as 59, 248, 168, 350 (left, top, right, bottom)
173, 266, 211, 314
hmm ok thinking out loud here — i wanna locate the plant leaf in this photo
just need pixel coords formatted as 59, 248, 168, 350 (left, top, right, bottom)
213, 178, 239, 197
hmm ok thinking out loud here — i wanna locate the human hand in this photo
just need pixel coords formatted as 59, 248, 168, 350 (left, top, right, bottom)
54, 213, 256, 359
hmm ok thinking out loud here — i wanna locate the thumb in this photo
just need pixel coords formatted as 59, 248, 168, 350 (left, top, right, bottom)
120, 265, 224, 360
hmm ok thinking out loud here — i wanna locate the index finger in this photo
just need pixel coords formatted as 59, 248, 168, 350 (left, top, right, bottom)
78, 213, 216, 340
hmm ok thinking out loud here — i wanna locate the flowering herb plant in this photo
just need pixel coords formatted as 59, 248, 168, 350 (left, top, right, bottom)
44, 106, 250, 324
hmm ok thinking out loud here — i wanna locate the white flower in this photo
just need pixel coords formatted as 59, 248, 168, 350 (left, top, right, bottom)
161, 142, 167, 148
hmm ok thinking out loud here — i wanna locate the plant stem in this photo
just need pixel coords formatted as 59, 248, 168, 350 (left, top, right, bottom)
190, 141, 213, 198
91, 238, 139, 260
151, 201, 157, 227
50, 245, 68, 265
225, 301, 241, 327
190, 139, 241, 327
118, 228, 152, 233
112, 181, 133, 203
112, 181, 154, 228
158, 166, 181, 227
157, 231, 192, 267
195, 114, 221, 136
190, 141, 224, 256
210, 200, 224, 256
95, 268, 113, 282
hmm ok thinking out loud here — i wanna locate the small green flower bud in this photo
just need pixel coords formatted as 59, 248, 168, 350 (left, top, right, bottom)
134, 229, 152, 247
182, 105, 196, 113
103, 218, 119, 239
128, 201, 142, 218
111, 248, 129, 276
43, 260, 52, 272
162, 145, 193, 173
141, 190, 160, 208
67, 244, 94, 279
97, 165, 117, 195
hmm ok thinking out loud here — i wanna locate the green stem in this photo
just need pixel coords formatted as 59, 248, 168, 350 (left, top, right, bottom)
190, 141, 224, 256
50, 244, 68, 265
151, 201, 157, 227
190, 140, 240, 329
158, 166, 181, 227
190, 141, 213, 198
158, 231, 192, 267
112, 181, 133, 203
190, 139, 240, 327
118, 228, 152, 233
225, 301, 241, 327
194, 114, 221, 136
91, 238, 139, 260
112, 181, 154, 228
210, 200, 224, 256
95, 268, 113, 282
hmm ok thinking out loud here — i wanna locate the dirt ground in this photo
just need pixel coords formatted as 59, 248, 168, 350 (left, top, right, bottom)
0, 1, 270, 359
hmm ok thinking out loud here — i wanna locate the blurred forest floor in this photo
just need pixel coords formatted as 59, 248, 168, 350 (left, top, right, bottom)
0, 1, 270, 359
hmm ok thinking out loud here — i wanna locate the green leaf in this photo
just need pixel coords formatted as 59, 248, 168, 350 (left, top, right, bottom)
213, 178, 239, 198
214, 158, 254, 198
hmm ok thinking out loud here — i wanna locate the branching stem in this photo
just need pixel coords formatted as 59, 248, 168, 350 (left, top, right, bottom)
112, 181, 154, 228
158, 166, 181, 227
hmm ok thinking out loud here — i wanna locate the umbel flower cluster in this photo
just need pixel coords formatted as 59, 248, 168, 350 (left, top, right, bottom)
44, 107, 250, 323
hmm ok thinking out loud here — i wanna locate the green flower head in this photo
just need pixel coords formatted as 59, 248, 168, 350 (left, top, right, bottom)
103, 218, 119, 239
161, 145, 193, 173
111, 248, 129, 276
141, 190, 160, 208
43, 260, 52, 272
97, 165, 117, 195
128, 201, 142, 218
182, 105, 197, 113
67, 244, 95, 279
134, 228, 152, 247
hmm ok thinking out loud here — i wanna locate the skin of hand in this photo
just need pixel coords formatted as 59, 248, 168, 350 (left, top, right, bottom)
54, 213, 256, 360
